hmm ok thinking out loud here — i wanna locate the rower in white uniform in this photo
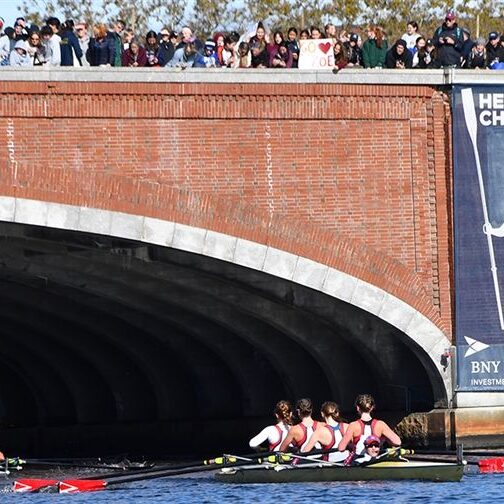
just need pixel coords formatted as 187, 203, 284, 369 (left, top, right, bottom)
249, 400, 293, 451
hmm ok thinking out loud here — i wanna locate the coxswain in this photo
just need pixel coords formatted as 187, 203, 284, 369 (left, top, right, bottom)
352, 435, 382, 465
279, 398, 320, 452
302, 401, 349, 462
338, 393, 401, 456
249, 400, 293, 451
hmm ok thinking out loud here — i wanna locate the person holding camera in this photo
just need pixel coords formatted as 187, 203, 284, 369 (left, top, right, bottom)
432, 10, 463, 67
385, 38, 412, 69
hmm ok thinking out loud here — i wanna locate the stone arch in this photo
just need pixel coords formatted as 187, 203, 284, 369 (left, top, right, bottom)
0, 195, 452, 403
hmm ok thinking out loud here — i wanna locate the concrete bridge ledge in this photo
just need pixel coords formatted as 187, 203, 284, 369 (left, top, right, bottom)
2, 66, 504, 86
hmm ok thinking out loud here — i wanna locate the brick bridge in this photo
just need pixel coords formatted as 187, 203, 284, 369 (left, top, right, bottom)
0, 68, 500, 456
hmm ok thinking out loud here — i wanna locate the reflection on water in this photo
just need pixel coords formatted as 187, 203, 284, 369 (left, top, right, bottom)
1, 470, 503, 503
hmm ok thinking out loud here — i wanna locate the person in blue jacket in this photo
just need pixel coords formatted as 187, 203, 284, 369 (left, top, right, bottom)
86, 23, 115, 66
59, 19, 83, 66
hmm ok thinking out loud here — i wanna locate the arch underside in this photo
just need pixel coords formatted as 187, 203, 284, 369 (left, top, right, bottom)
0, 222, 446, 457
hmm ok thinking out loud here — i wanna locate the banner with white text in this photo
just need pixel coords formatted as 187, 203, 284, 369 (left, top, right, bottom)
453, 85, 504, 390
298, 38, 334, 69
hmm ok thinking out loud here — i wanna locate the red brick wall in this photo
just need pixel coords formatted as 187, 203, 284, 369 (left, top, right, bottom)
0, 80, 453, 337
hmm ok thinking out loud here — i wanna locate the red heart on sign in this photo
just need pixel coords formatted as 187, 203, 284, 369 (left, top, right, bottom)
318, 42, 331, 54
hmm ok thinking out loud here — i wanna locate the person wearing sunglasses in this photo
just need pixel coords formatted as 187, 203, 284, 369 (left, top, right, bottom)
26, 30, 46, 65
73, 23, 89, 66
351, 435, 382, 465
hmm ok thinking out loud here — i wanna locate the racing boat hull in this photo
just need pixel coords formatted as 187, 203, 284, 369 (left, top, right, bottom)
215, 460, 464, 483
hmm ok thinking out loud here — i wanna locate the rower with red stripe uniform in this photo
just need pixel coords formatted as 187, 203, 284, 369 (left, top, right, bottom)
302, 401, 349, 462
279, 398, 320, 453
249, 400, 293, 451
338, 393, 401, 457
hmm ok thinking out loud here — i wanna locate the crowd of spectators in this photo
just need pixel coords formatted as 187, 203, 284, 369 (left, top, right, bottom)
0, 10, 503, 70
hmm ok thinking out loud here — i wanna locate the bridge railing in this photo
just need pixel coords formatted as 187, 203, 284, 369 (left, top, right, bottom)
1, 67, 504, 85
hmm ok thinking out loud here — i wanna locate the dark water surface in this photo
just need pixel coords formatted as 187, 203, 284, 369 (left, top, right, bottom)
1, 470, 502, 503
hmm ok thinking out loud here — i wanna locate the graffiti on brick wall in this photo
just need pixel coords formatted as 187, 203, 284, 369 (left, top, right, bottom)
6, 118, 18, 183
264, 122, 275, 226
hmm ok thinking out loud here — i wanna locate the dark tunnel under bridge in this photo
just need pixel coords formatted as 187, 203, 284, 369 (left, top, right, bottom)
0, 222, 446, 457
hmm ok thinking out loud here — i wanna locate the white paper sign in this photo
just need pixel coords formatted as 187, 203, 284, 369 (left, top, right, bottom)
298, 38, 335, 69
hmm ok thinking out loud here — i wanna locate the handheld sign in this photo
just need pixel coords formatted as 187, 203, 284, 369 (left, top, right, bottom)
298, 38, 335, 69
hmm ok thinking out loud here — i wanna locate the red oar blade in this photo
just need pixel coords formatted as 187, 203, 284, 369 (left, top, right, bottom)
479, 457, 504, 473
59, 479, 107, 493
13, 478, 107, 494
13, 479, 58, 493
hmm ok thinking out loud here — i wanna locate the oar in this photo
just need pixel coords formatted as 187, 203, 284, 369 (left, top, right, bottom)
276, 453, 343, 466
14, 459, 238, 494
85, 450, 285, 482
407, 455, 476, 466
6, 457, 150, 471
461, 450, 504, 458
98, 461, 237, 487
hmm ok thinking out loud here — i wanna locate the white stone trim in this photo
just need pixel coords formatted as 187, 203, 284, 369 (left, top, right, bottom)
1, 67, 502, 86
0, 197, 454, 399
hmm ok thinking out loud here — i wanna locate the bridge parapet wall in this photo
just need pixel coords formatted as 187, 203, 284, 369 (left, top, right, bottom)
0, 69, 452, 336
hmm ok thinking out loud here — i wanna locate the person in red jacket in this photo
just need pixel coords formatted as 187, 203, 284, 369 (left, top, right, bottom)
122, 39, 147, 67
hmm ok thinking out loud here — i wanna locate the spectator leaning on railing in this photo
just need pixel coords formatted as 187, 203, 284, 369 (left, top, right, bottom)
75, 22, 90, 66
385, 39, 412, 69
362, 25, 388, 68
467, 38, 487, 69
1, 10, 504, 71
60, 19, 83, 66
87, 23, 115, 66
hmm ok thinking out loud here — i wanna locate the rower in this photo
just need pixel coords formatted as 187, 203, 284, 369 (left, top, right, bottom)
279, 398, 320, 452
249, 400, 293, 451
302, 401, 349, 462
0, 451, 4, 463
338, 393, 401, 456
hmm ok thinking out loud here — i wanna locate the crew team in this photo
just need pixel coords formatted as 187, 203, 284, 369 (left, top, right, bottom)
249, 394, 401, 465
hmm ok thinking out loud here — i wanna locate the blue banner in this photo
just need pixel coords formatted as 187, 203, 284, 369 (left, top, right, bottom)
453, 86, 504, 391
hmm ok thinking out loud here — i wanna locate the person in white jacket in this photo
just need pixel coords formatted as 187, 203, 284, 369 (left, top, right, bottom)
9, 39, 31, 66
0, 27, 15, 65
40, 25, 61, 66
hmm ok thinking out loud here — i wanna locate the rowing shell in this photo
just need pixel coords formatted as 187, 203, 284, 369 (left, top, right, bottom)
215, 460, 464, 483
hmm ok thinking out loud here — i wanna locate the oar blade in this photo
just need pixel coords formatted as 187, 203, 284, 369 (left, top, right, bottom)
13, 479, 58, 493
59, 479, 107, 493
13, 478, 107, 494
479, 457, 504, 473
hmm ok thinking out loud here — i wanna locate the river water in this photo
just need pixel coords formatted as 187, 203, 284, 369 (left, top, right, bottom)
1, 469, 502, 503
